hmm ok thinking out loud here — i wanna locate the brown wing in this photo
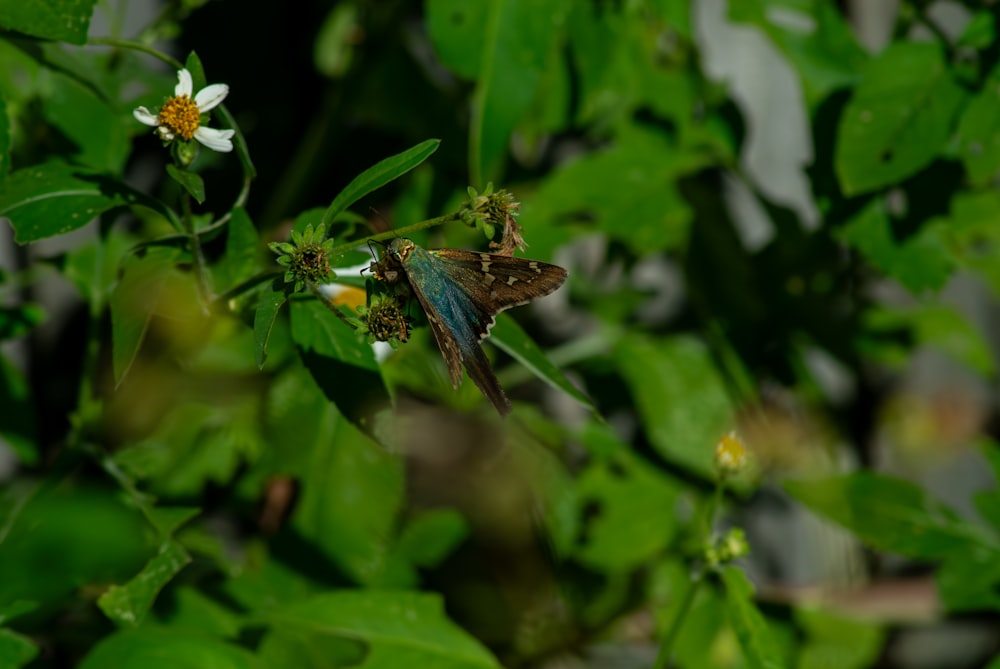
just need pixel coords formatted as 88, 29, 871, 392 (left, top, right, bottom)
429, 249, 568, 317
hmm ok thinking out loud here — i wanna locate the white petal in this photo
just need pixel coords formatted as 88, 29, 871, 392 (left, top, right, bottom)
194, 83, 229, 112
175, 68, 193, 97
157, 126, 175, 140
133, 106, 160, 126
194, 126, 235, 152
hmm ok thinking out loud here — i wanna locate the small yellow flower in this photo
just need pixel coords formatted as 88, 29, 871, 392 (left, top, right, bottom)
133, 69, 235, 152
714, 430, 748, 476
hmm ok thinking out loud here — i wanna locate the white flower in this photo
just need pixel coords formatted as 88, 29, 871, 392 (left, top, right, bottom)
133, 69, 236, 153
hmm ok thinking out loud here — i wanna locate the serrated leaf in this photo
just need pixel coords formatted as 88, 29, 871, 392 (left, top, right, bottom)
165, 165, 206, 204
322, 139, 440, 226
79, 628, 253, 669
490, 314, 593, 411
0, 162, 138, 243
785, 472, 990, 559
265, 591, 500, 668
290, 299, 376, 371
97, 540, 191, 627
835, 42, 964, 195
615, 334, 733, 477
720, 567, 786, 669
0, 628, 38, 668
253, 286, 287, 369
0, 0, 97, 44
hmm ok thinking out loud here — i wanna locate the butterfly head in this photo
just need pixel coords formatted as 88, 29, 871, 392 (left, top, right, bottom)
387, 237, 416, 262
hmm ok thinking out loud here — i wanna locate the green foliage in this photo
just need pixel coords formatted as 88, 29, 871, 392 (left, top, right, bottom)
4, 1, 1000, 668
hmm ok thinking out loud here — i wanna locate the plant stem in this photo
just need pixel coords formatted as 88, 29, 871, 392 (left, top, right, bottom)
88, 37, 183, 69
180, 191, 213, 304
325, 212, 462, 259
652, 573, 703, 669
653, 478, 726, 668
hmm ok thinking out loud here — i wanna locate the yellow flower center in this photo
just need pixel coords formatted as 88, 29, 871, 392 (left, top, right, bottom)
157, 95, 201, 140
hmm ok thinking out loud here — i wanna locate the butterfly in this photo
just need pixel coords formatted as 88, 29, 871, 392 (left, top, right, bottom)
373, 237, 567, 416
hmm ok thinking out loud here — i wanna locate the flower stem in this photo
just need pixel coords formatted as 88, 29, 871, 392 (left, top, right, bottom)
180, 190, 213, 304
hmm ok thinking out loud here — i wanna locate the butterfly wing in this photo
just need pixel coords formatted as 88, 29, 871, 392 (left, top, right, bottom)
399, 245, 513, 415
428, 249, 568, 329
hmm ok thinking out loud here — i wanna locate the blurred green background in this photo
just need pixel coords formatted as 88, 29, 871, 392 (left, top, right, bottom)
3, 0, 1000, 667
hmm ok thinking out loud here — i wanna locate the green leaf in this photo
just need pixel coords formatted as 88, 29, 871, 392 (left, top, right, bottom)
720, 567, 786, 669
957, 64, 1000, 186
615, 334, 734, 477
0, 304, 44, 340
469, 0, 570, 184
322, 139, 440, 226
0, 162, 138, 244
835, 42, 964, 196
292, 410, 404, 584
0, 354, 37, 465
909, 304, 995, 377
264, 591, 500, 668
426, 0, 488, 79
785, 472, 990, 559
44, 71, 129, 172
253, 285, 287, 369
572, 448, 681, 572
957, 11, 995, 50
215, 207, 260, 291
490, 314, 593, 411
0, 628, 38, 668
947, 190, 1000, 296
97, 540, 191, 627
79, 628, 253, 669
524, 124, 703, 254
395, 508, 469, 568
839, 199, 953, 294
290, 299, 390, 428
0, 94, 10, 181
937, 547, 1000, 612
314, 3, 359, 78
290, 299, 377, 371
109, 248, 178, 384
0, 487, 149, 607
64, 227, 133, 305
184, 51, 207, 91
795, 608, 884, 669
0, 0, 98, 44
727, 0, 865, 107
165, 165, 206, 204
146, 506, 201, 537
